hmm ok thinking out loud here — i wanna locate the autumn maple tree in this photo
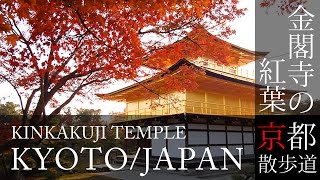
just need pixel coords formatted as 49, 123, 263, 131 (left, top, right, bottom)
0, 0, 247, 161
0, 0, 245, 127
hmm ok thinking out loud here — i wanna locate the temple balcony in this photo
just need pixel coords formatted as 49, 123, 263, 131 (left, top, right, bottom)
119, 99, 256, 122
192, 59, 255, 83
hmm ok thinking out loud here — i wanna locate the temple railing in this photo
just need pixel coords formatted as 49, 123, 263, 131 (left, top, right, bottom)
193, 60, 255, 83
113, 100, 257, 122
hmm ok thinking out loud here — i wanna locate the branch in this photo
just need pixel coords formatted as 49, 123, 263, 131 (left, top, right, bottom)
138, 17, 198, 35
75, 10, 101, 41
29, 66, 103, 125
42, 76, 91, 124
48, 77, 111, 117
0, 74, 24, 113
8, 18, 35, 57
24, 88, 40, 115
74, 9, 123, 53
50, 31, 88, 81
30, 70, 77, 120
134, 78, 182, 109
47, 66, 104, 103
6, 16, 41, 73
22, 87, 40, 125
184, 35, 203, 50
143, 25, 201, 56
141, 62, 168, 73
133, 79, 168, 102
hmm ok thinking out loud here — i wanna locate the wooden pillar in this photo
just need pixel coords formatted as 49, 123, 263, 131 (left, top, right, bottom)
239, 98, 242, 115
204, 92, 208, 114
223, 96, 226, 115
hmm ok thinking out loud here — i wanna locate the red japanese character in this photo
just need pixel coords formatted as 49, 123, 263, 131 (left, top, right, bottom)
258, 122, 286, 150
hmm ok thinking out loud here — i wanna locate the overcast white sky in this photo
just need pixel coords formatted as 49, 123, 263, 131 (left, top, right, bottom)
0, 1, 255, 115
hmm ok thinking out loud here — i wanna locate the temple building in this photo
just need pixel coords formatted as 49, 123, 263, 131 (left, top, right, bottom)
97, 28, 291, 163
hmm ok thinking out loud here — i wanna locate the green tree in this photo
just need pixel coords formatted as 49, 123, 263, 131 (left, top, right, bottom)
75, 108, 102, 125
0, 102, 20, 115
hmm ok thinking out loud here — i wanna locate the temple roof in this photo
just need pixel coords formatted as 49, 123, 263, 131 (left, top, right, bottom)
146, 26, 268, 66
96, 59, 299, 101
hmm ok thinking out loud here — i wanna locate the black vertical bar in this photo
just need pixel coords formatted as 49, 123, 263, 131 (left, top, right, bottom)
185, 121, 189, 159
241, 122, 245, 155
225, 120, 228, 148
207, 118, 210, 146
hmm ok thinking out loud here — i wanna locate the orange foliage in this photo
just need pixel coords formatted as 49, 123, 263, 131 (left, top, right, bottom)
260, 0, 307, 14
0, 0, 245, 119
147, 25, 240, 69
139, 64, 205, 98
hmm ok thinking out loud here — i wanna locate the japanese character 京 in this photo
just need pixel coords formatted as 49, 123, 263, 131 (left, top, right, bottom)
258, 122, 286, 150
